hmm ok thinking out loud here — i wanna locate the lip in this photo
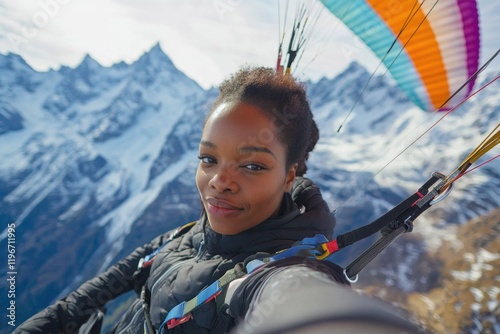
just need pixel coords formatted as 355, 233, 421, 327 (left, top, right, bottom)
205, 197, 243, 217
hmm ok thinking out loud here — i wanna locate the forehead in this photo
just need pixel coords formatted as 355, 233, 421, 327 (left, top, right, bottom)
202, 102, 285, 152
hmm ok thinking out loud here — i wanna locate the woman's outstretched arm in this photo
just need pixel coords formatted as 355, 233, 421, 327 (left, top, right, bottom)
14, 232, 168, 334
229, 257, 425, 334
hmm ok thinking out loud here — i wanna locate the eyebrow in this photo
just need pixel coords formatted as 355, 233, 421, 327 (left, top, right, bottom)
200, 140, 216, 149
239, 146, 275, 157
200, 140, 275, 157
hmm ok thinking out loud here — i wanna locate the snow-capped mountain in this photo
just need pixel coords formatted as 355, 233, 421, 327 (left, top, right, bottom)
0, 44, 498, 331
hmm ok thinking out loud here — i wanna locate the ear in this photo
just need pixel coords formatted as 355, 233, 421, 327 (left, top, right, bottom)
285, 163, 298, 192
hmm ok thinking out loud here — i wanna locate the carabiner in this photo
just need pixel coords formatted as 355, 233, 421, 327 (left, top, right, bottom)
343, 269, 359, 283
429, 182, 454, 205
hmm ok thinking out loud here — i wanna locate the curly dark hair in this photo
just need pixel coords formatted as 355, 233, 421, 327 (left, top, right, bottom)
205, 67, 318, 176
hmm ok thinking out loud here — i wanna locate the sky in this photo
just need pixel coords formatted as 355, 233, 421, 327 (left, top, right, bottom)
0, 0, 499, 89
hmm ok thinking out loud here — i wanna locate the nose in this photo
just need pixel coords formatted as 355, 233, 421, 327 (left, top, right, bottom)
209, 164, 238, 193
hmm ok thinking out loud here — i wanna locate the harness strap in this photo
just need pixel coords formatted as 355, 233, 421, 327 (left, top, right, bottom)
160, 235, 328, 332
315, 172, 445, 261
138, 221, 196, 270
141, 285, 155, 334
344, 180, 440, 281
334, 173, 441, 250
159, 263, 247, 333
245, 234, 329, 272
344, 225, 406, 282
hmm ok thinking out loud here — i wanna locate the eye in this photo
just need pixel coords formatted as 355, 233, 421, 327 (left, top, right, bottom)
242, 163, 266, 171
198, 155, 216, 165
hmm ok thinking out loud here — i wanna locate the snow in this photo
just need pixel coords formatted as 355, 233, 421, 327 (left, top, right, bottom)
95, 150, 197, 272
486, 287, 499, 312
419, 295, 436, 311
99, 150, 196, 235
477, 248, 500, 262
471, 302, 482, 313
94, 170, 127, 203
0, 47, 204, 245
58, 194, 91, 221
450, 248, 500, 282
0, 74, 61, 169
470, 287, 484, 302
464, 253, 475, 262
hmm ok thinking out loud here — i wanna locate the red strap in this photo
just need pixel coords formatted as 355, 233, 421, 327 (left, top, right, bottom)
411, 190, 425, 206
167, 313, 193, 329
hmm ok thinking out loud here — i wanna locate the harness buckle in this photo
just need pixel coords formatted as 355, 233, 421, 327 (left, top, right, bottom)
315, 239, 340, 260
403, 216, 414, 233
415, 172, 448, 208
137, 258, 145, 270
167, 313, 193, 329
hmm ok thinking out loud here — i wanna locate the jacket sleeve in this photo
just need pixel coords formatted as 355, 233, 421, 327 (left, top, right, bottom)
14, 232, 169, 334
229, 258, 424, 334
228, 257, 349, 320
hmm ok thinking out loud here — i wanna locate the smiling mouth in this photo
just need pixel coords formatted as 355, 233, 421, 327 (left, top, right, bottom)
205, 198, 243, 217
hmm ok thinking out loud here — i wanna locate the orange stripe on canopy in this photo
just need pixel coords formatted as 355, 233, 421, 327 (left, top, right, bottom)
367, 0, 450, 109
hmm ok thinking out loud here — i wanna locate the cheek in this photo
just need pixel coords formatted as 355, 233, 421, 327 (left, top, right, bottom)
195, 166, 206, 192
250, 179, 285, 211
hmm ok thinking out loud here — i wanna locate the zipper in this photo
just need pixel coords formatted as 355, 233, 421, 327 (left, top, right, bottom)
116, 300, 144, 334
150, 240, 206, 297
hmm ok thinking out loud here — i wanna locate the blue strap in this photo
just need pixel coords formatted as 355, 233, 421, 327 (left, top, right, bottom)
246, 234, 328, 272
158, 276, 226, 332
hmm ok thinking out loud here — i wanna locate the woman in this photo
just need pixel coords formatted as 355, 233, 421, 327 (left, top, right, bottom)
15, 67, 421, 334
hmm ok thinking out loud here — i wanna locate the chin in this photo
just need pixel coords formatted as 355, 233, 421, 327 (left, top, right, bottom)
208, 221, 243, 235
210, 225, 238, 235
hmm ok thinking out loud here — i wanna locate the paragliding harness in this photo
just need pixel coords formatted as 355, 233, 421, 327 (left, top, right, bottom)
171, 173, 454, 332
133, 221, 197, 333
135, 171, 453, 334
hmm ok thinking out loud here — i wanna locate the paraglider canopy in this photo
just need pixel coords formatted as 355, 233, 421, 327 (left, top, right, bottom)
319, 0, 480, 112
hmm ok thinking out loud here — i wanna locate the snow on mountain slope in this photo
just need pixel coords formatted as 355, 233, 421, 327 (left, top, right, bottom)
0, 44, 208, 323
1, 43, 204, 233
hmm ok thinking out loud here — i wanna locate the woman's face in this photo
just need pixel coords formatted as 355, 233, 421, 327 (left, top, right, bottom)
196, 102, 296, 235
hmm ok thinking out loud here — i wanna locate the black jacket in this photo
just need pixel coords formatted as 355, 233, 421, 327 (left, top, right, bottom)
15, 177, 339, 334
